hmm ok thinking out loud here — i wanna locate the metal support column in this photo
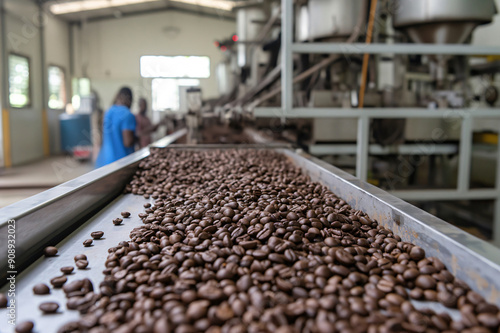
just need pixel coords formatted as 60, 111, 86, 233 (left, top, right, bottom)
458, 116, 473, 193
494, 134, 500, 246
281, 0, 293, 124
39, 2, 50, 156
356, 116, 369, 182
0, 0, 11, 167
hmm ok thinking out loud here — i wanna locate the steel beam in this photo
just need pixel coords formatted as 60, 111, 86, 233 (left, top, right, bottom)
390, 189, 499, 201
356, 116, 369, 182
254, 107, 500, 119
458, 117, 473, 193
291, 43, 500, 56
309, 143, 458, 156
281, 0, 293, 123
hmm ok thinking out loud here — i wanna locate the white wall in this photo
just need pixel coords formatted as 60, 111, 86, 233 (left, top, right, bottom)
71, 10, 235, 112
45, 12, 71, 155
1, 0, 71, 165
4, 0, 44, 166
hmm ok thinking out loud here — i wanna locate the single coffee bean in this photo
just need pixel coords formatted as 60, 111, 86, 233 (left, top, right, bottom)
424, 290, 438, 301
33, 283, 50, 295
74, 254, 87, 261
335, 249, 356, 266
403, 268, 419, 280
186, 300, 210, 320
121, 211, 131, 218
15, 321, 34, 333
477, 313, 500, 327
113, 218, 123, 225
467, 291, 484, 305
377, 279, 395, 293
415, 275, 436, 290
437, 290, 458, 308
50, 276, 67, 288
60, 266, 74, 274
44, 246, 58, 257
76, 260, 89, 269
410, 246, 425, 261
0, 294, 7, 307
39, 301, 59, 314
91, 231, 104, 240
386, 293, 405, 306
83, 239, 93, 247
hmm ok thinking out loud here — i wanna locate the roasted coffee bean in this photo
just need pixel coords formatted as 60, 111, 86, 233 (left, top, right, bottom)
113, 218, 123, 225
44, 246, 58, 257
437, 290, 458, 308
39, 301, 59, 314
75, 260, 89, 269
409, 246, 425, 261
33, 283, 50, 295
91, 231, 104, 240
74, 254, 87, 261
15, 321, 34, 333
83, 239, 93, 247
403, 268, 420, 280
424, 289, 438, 301
121, 211, 131, 218
0, 294, 7, 307
60, 266, 74, 274
415, 275, 436, 290
477, 313, 500, 327
335, 249, 356, 265
50, 276, 67, 288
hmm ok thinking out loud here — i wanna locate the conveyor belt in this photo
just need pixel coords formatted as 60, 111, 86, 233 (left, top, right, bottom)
1, 139, 500, 331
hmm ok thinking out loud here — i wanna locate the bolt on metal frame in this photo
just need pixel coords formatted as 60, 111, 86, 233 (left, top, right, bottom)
257, 0, 500, 245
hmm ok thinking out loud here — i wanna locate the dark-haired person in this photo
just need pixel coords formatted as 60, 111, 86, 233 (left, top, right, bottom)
135, 98, 160, 148
95, 87, 136, 168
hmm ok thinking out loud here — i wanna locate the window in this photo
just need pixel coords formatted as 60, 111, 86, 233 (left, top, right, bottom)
71, 77, 91, 111
48, 66, 67, 109
152, 78, 200, 111
9, 54, 30, 108
140, 56, 210, 78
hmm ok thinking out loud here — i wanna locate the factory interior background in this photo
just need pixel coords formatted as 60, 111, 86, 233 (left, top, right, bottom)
3, 0, 500, 332
2, 0, 500, 241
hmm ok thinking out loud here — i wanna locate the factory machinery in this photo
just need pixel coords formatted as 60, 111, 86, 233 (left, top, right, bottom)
212, 0, 500, 244
3, 0, 500, 332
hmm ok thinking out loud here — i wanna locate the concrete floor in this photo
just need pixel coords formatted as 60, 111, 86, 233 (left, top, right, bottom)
0, 155, 94, 208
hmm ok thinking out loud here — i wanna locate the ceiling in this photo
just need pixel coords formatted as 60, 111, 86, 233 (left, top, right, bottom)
42, 0, 245, 22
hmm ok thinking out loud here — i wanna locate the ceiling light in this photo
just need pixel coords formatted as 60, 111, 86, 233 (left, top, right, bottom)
170, 0, 236, 11
50, 0, 161, 15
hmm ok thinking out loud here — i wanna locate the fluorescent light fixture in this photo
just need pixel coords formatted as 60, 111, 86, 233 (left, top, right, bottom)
170, 0, 236, 11
50, 0, 161, 15
50, 0, 236, 15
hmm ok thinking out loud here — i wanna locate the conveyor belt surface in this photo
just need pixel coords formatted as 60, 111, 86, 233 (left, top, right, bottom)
1, 143, 500, 332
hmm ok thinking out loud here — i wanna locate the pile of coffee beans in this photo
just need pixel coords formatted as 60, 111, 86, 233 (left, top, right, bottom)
57, 149, 500, 333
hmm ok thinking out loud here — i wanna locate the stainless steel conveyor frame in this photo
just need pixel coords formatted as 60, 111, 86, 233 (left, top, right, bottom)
0, 133, 500, 329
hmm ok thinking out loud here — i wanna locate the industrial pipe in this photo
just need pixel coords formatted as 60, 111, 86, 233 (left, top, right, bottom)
249, 0, 368, 109
358, 0, 378, 109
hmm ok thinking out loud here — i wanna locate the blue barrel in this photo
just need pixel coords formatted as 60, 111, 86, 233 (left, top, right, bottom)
59, 113, 92, 153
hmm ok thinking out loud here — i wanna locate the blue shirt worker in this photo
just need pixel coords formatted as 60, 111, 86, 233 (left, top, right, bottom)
95, 87, 136, 168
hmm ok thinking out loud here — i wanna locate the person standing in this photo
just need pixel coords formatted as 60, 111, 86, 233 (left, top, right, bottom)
95, 87, 136, 168
135, 98, 160, 148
